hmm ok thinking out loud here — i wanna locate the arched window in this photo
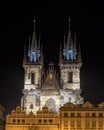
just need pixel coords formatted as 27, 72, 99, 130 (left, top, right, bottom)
31, 73, 35, 84
28, 73, 30, 79
68, 72, 73, 83
30, 104, 34, 109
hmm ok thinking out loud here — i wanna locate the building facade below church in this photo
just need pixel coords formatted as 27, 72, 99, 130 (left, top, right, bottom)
6, 101, 104, 130
0, 104, 5, 130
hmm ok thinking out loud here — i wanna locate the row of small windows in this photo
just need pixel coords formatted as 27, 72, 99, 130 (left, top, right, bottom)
12, 119, 25, 123
12, 119, 53, 123
64, 113, 103, 117
64, 120, 103, 128
62, 66, 79, 69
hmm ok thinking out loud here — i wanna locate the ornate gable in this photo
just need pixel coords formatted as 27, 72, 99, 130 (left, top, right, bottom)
61, 102, 75, 110
82, 101, 94, 108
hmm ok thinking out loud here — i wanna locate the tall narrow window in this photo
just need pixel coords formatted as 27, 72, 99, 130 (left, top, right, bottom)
30, 104, 34, 109
68, 72, 73, 83
28, 73, 30, 79
31, 73, 35, 84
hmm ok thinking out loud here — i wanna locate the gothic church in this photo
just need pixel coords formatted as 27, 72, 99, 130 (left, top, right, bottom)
21, 16, 84, 114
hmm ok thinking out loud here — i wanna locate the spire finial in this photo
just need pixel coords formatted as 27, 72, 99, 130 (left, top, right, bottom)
67, 15, 72, 49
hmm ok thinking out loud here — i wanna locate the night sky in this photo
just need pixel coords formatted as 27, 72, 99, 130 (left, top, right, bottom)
0, 1, 104, 117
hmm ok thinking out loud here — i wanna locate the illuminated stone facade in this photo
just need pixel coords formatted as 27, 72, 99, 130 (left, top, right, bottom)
0, 104, 5, 130
21, 16, 83, 115
6, 102, 104, 130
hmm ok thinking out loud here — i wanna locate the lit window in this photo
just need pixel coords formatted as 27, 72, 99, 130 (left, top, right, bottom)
92, 120, 96, 127
64, 120, 68, 126
71, 120, 75, 127
99, 120, 103, 127
85, 119, 90, 128
77, 120, 81, 127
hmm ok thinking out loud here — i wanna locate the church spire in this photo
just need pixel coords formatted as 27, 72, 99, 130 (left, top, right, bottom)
38, 35, 41, 50
27, 17, 41, 63
31, 17, 37, 51
67, 16, 73, 49
62, 16, 76, 61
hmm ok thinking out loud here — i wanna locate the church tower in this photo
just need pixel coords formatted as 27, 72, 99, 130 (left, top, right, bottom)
21, 17, 43, 114
59, 16, 83, 105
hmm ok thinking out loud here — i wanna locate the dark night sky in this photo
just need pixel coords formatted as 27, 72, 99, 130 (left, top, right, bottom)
0, 1, 104, 117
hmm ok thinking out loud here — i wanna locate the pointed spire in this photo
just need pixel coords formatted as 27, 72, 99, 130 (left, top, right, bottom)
38, 35, 41, 50
67, 15, 72, 49
64, 33, 66, 49
31, 16, 37, 51
74, 33, 77, 49
77, 43, 82, 62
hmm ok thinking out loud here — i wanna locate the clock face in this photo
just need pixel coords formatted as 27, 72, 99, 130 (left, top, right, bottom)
46, 98, 55, 107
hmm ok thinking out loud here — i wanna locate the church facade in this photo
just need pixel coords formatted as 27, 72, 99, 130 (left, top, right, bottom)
5, 16, 104, 130
21, 16, 83, 115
